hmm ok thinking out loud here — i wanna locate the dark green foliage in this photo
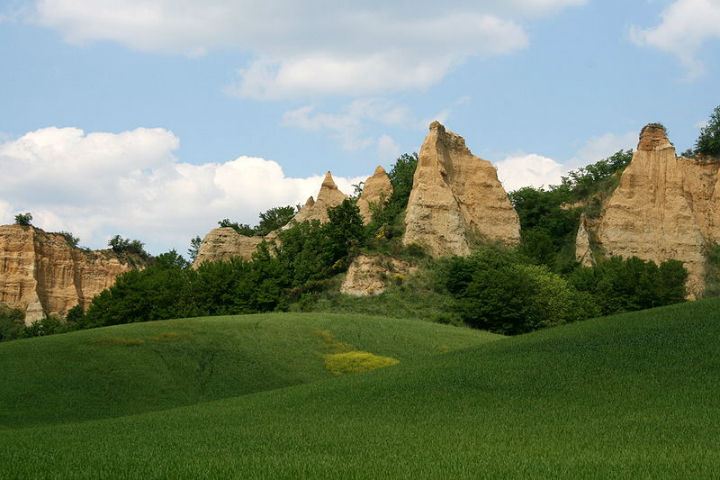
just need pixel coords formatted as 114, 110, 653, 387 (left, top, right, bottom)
218, 218, 255, 235
569, 256, 687, 315
219, 206, 297, 237
367, 153, 418, 239
510, 149, 633, 270
187, 235, 202, 262
0, 304, 25, 341
438, 246, 598, 335
695, 105, 720, 156
78, 203, 366, 329
14, 212, 32, 226
108, 235, 150, 261
56, 231, 80, 248
256, 206, 295, 235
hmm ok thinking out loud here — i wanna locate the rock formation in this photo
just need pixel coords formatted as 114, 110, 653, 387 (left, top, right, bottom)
576, 124, 720, 297
0, 225, 138, 325
193, 172, 347, 266
340, 254, 414, 296
403, 122, 521, 257
357, 166, 393, 224
292, 171, 348, 224
192, 227, 273, 267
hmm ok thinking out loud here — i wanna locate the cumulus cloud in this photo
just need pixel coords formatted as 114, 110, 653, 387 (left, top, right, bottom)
0, 127, 365, 255
496, 153, 565, 191
29, 0, 585, 97
630, 0, 720, 79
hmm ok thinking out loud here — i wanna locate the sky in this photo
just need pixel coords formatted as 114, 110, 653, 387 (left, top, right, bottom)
1, 0, 719, 256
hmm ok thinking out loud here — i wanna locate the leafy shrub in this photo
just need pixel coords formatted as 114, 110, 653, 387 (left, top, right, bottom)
56, 231, 80, 248
108, 235, 150, 261
438, 246, 598, 335
569, 256, 687, 315
14, 212, 32, 226
0, 304, 25, 342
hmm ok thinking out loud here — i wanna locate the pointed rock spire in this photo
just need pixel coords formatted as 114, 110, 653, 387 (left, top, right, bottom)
403, 122, 520, 257
358, 165, 393, 224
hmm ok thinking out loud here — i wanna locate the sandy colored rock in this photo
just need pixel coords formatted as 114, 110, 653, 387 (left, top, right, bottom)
192, 227, 271, 267
340, 254, 415, 296
576, 124, 720, 298
358, 166, 393, 224
403, 122, 520, 257
0, 225, 138, 325
292, 172, 348, 224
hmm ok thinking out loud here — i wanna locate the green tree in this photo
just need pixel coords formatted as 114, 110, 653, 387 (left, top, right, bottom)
695, 105, 720, 156
218, 219, 255, 236
14, 212, 32, 226
188, 236, 202, 262
256, 206, 295, 235
56, 231, 80, 248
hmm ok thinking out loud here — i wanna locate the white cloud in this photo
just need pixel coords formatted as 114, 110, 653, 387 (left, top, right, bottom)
0, 127, 364, 255
630, 0, 720, 79
496, 153, 565, 191
29, 0, 586, 97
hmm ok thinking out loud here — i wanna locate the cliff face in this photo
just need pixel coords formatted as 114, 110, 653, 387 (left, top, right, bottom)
357, 166, 393, 225
0, 225, 137, 325
403, 122, 520, 257
192, 227, 270, 267
576, 124, 720, 298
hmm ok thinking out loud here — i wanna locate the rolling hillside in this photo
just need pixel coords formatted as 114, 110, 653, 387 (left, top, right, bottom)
1, 302, 720, 478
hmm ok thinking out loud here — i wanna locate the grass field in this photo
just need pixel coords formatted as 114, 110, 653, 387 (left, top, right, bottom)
1, 302, 719, 478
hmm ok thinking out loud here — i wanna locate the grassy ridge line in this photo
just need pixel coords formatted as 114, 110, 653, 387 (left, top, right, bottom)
2, 300, 720, 478
0, 313, 501, 429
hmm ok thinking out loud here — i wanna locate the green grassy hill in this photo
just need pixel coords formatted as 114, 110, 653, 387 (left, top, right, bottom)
2, 301, 720, 478
0, 313, 500, 428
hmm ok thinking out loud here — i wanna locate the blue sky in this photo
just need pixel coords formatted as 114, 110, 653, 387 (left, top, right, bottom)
1, 0, 719, 255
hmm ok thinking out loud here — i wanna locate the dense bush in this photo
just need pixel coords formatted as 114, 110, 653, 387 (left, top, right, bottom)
78, 201, 366, 328
569, 256, 687, 315
218, 205, 297, 237
438, 247, 598, 335
108, 235, 150, 261
14, 212, 32, 226
0, 304, 25, 341
367, 153, 418, 239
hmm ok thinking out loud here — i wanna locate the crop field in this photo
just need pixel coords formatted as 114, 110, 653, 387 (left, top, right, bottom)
1, 302, 719, 478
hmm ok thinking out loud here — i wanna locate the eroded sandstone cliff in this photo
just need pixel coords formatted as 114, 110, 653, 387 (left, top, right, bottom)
403, 122, 520, 257
340, 253, 415, 296
576, 124, 720, 297
0, 225, 138, 325
357, 166, 393, 225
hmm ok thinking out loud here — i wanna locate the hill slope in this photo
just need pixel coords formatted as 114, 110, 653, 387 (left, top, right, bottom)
0, 313, 500, 428
2, 301, 720, 478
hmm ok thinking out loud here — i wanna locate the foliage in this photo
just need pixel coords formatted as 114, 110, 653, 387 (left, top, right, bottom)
568, 256, 687, 315
14, 212, 32, 226
187, 235, 202, 262
438, 246, 597, 334
108, 235, 150, 261
366, 153, 418, 239
218, 219, 255, 235
695, 105, 720, 156
0, 304, 25, 342
78, 203, 366, 329
510, 149, 633, 270
56, 231, 80, 248
256, 206, 295, 235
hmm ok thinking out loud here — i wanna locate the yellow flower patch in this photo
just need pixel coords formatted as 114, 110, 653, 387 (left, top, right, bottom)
323, 351, 399, 376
